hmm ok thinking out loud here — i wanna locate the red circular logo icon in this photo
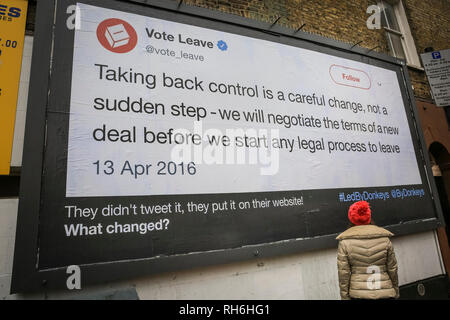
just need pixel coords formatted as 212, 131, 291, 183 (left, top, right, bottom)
96, 18, 137, 53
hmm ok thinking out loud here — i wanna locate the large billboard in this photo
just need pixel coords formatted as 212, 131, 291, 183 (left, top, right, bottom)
12, 0, 443, 292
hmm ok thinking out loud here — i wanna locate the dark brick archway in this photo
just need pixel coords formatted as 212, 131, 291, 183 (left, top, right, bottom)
429, 141, 450, 277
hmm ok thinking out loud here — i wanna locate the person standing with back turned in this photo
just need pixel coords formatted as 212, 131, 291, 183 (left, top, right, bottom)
336, 201, 400, 300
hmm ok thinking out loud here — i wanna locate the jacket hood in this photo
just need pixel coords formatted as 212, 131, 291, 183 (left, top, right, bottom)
336, 225, 393, 240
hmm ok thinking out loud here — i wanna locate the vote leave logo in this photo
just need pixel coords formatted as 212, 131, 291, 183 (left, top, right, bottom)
96, 18, 138, 53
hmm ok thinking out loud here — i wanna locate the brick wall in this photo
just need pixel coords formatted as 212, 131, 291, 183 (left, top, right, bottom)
403, 0, 450, 100
404, 0, 449, 57
184, 0, 449, 102
186, 0, 389, 53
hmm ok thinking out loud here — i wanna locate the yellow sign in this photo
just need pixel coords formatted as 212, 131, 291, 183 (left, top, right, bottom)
0, 0, 28, 175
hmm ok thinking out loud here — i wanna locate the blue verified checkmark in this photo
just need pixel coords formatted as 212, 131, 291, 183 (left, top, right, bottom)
217, 40, 228, 51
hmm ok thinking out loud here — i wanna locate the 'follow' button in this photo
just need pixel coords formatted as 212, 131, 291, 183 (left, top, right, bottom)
329, 64, 371, 90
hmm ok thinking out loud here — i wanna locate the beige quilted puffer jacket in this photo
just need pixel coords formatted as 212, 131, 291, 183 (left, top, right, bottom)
336, 225, 399, 300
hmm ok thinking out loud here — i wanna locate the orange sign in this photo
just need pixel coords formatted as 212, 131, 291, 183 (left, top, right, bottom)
0, 0, 28, 174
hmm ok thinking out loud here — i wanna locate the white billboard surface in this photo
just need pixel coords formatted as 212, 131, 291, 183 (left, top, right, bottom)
66, 3, 421, 197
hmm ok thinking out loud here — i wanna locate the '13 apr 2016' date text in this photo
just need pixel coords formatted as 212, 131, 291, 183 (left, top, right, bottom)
93, 160, 197, 179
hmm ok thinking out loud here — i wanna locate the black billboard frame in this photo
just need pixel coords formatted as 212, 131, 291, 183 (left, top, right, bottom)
11, 0, 445, 294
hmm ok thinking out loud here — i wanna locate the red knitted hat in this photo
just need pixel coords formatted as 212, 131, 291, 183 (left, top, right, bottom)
348, 201, 371, 225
